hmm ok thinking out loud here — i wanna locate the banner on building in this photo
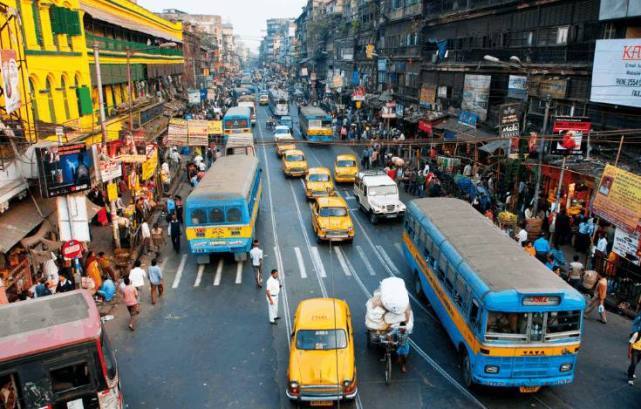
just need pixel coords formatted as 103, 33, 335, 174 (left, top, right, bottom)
551, 116, 591, 155
187, 120, 209, 146
188, 90, 200, 105
528, 77, 567, 99
208, 121, 223, 135
57, 195, 90, 243
591, 39, 641, 108
612, 227, 641, 266
36, 143, 93, 198
437, 86, 448, 99
351, 86, 365, 101
462, 74, 491, 121
1, 50, 20, 113
507, 75, 528, 100
381, 102, 397, 119
141, 148, 158, 181
458, 111, 478, 128
419, 85, 436, 108
499, 103, 520, 138
592, 164, 641, 232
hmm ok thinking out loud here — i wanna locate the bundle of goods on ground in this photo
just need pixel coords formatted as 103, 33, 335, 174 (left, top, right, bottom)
365, 277, 414, 333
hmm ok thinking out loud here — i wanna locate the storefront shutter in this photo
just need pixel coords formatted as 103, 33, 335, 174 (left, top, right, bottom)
76, 86, 93, 116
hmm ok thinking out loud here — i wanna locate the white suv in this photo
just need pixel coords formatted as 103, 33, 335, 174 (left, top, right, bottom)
354, 171, 406, 224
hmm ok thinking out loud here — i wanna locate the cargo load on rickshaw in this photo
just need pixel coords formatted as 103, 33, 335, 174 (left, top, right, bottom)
365, 277, 414, 340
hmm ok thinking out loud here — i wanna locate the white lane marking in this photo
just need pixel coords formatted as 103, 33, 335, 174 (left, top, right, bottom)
333, 246, 352, 276
258, 115, 293, 337
294, 247, 308, 279
289, 182, 328, 297
356, 245, 376, 276
213, 258, 223, 286
395, 242, 404, 258
310, 246, 327, 279
235, 261, 243, 284
376, 245, 402, 275
171, 254, 188, 289
193, 264, 204, 287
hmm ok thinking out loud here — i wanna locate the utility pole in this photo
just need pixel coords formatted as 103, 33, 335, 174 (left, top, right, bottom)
531, 96, 551, 215
93, 44, 108, 144
126, 49, 133, 131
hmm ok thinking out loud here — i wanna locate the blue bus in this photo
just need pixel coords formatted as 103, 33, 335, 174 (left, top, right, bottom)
403, 198, 585, 392
185, 155, 262, 261
299, 106, 334, 143
223, 106, 252, 137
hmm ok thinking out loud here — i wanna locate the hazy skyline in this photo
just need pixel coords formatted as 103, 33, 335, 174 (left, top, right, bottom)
138, 0, 307, 51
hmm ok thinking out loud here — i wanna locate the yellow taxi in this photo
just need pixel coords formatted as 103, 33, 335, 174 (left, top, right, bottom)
334, 154, 359, 183
287, 298, 357, 403
275, 137, 297, 157
304, 167, 335, 199
311, 196, 354, 242
282, 149, 308, 177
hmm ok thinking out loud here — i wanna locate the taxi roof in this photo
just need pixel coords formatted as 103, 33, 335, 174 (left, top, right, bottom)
0, 291, 101, 362
336, 153, 357, 161
316, 196, 347, 207
284, 149, 305, 156
295, 298, 350, 330
308, 167, 331, 175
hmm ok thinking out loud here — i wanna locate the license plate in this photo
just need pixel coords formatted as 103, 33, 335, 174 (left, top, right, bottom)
310, 401, 333, 407
519, 386, 541, 393
386, 214, 397, 218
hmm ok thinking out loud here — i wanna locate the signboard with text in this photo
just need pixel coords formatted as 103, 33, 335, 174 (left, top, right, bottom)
612, 227, 641, 266
458, 111, 478, 128
591, 39, 641, 108
499, 103, 521, 138
36, 143, 93, 198
508, 75, 528, 100
462, 74, 491, 121
551, 116, 591, 155
592, 164, 641, 232
419, 85, 436, 107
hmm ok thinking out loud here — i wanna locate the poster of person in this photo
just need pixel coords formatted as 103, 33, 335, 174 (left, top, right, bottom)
0, 50, 20, 114
36, 143, 93, 198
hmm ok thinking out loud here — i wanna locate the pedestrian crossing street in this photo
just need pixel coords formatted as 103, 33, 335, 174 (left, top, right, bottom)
164, 241, 408, 289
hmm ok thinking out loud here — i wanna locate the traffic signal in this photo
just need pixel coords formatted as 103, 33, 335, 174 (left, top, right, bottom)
366, 44, 375, 59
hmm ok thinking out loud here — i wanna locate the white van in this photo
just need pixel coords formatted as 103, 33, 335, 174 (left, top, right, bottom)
354, 170, 406, 224
225, 133, 255, 156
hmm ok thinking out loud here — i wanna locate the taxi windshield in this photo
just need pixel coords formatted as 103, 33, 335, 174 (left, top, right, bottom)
319, 207, 347, 217
309, 173, 330, 182
286, 154, 305, 162
337, 160, 356, 167
296, 329, 347, 350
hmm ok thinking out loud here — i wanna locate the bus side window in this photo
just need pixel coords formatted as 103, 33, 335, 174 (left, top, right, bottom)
469, 300, 481, 333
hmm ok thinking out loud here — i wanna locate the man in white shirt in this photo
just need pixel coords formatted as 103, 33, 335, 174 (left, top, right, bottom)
463, 163, 472, 177
596, 233, 608, 254
516, 222, 528, 246
265, 269, 281, 325
128, 260, 147, 301
568, 255, 584, 289
141, 221, 151, 255
249, 240, 264, 288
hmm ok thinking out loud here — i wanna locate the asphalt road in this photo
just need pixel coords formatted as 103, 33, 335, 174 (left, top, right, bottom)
105, 102, 641, 409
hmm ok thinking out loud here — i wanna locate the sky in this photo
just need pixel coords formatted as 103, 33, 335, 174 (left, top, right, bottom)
138, 0, 307, 52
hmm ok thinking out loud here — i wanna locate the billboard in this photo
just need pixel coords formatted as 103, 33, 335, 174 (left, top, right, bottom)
612, 227, 641, 266
499, 104, 520, 138
591, 39, 641, 108
592, 164, 641, 233
507, 75, 528, 100
381, 102, 396, 119
57, 194, 90, 242
36, 143, 93, 198
462, 74, 491, 121
458, 111, 478, 128
551, 116, 591, 155
1, 50, 20, 113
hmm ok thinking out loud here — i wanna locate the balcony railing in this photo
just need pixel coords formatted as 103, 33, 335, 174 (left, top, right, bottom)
86, 33, 182, 56
386, 3, 422, 21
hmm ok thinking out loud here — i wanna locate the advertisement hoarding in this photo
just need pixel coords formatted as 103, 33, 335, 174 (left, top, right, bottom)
499, 103, 521, 138
1, 50, 20, 113
141, 148, 158, 181
612, 227, 641, 266
462, 74, 491, 121
458, 111, 478, 128
591, 39, 641, 108
381, 102, 396, 119
507, 75, 528, 100
592, 164, 641, 232
36, 143, 93, 198
419, 85, 436, 108
551, 116, 591, 155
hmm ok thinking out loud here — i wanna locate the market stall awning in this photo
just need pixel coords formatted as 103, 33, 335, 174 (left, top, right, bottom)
0, 198, 56, 253
480, 139, 511, 154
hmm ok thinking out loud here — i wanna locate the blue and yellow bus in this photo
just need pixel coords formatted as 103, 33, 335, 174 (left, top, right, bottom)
223, 106, 252, 136
185, 155, 262, 261
402, 198, 585, 392
299, 106, 334, 142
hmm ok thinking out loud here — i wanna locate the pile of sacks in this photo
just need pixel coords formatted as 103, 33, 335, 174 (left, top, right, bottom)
365, 277, 414, 332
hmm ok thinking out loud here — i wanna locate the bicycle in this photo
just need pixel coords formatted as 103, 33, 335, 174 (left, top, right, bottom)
377, 334, 398, 385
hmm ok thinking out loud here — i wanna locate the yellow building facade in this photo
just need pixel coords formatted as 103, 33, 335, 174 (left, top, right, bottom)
4, 0, 183, 142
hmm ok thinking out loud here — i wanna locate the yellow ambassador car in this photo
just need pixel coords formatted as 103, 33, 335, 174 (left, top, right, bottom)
282, 149, 308, 177
311, 196, 354, 243
275, 137, 297, 157
304, 167, 335, 199
287, 298, 357, 403
334, 154, 359, 183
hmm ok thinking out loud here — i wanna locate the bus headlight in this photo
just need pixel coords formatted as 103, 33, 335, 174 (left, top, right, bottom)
484, 365, 500, 374
560, 363, 573, 372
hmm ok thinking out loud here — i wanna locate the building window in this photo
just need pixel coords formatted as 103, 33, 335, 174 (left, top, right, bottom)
61, 76, 70, 120
46, 77, 56, 124
32, 1, 44, 47
557, 26, 569, 45
603, 23, 616, 39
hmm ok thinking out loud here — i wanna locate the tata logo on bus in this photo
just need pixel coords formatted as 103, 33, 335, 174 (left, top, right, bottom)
522, 296, 561, 306
521, 350, 546, 356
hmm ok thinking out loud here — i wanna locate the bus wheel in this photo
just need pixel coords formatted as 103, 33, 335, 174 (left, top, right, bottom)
461, 349, 473, 389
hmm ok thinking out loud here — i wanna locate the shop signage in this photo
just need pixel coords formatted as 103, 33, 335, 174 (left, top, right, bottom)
458, 110, 478, 128
187, 120, 210, 146
61, 239, 83, 259
167, 118, 188, 146
351, 86, 365, 101
188, 90, 200, 104
529, 77, 567, 99
438, 86, 448, 99
116, 154, 148, 163
139, 102, 164, 126
419, 85, 436, 107
462, 74, 491, 121
418, 119, 433, 134
208, 121, 223, 135
141, 148, 158, 181
507, 75, 528, 100
592, 164, 641, 233
107, 182, 118, 202
377, 59, 387, 72
591, 39, 641, 108
1, 50, 20, 113
613, 227, 641, 266
551, 116, 590, 155
58, 195, 90, 242
98, 157, 121, 182
499, 103, 521, 138
381, 102, 397, 119
35, 143, 93, 198
341, 48, 353, 61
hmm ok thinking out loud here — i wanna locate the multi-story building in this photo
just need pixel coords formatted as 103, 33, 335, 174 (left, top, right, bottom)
222, 23, 237, 75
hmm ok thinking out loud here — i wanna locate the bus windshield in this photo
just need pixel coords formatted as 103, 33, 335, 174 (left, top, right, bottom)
486, 310, 581, 343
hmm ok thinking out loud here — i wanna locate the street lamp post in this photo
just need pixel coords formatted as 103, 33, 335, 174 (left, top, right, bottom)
93, 43, 108, 144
